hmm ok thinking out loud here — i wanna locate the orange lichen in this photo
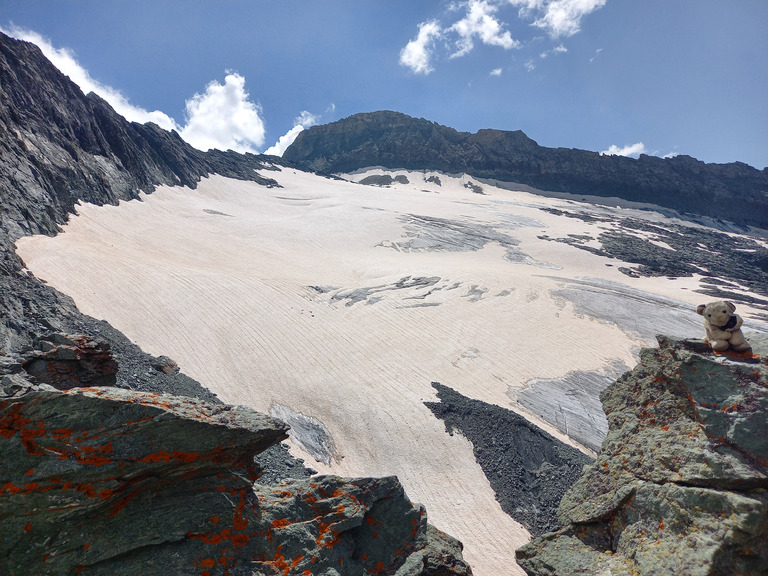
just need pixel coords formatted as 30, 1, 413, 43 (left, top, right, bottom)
259, 552, 303, 576
137, 450, 200, 464
0, 403, 46, 455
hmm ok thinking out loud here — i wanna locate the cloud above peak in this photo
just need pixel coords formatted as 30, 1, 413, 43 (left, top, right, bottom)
179, 73, 265, 153
264, 111, 321, 157
601, 142, 646, 158
448, 0, 519, 58
510, 0, 607, 38
399, 20, 443, 75
401, 1, 519, 74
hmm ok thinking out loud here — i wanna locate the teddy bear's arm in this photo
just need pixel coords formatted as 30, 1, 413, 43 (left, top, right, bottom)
726, 315, 744, 332
706, 324, 732, 340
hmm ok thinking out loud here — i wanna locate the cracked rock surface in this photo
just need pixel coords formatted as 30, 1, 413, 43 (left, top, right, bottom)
516, 335, 768, 575
1, 385, 471, 576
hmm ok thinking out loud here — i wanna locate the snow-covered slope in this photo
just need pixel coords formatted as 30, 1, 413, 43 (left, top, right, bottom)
16, 166, 767, 575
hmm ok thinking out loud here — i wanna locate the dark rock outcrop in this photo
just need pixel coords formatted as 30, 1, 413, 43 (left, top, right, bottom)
283, 111, 768, 229
20, 333, 118, 389
537, 207, 768, 317
516, 335, 768, 575
425, 383, 593, 538
1, 383, 470, 575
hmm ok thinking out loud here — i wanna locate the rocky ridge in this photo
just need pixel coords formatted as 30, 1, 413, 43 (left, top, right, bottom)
282, 111, 768, 229
1, 370, 469, 575
516, 335, 768, 575
425, 383, 592, 538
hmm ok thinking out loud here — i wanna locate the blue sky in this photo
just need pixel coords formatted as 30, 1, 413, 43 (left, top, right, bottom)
2, 0, 767, 168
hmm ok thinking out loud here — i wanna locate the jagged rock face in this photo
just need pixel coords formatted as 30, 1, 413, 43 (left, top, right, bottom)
20, 333, 118, 389
0, 31, 282, 356
283, 111, 768, 229
0, 385, 288, 575
0, 32, 279, 242
1, 385, 471, 575
516, 335, 768, 575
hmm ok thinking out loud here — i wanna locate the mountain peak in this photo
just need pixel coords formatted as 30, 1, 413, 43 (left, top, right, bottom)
284, 111, 768, 229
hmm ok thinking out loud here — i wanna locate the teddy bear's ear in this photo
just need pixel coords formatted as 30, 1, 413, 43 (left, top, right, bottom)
725, 301, 736, 312
696, 304, 706, 316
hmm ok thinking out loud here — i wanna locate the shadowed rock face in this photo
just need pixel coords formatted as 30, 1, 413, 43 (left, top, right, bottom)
20, 333, 118, 389
516, 335, 768, 575
0, 32, 280, 243
1, 383, 471, 576
283, 111, 768, 229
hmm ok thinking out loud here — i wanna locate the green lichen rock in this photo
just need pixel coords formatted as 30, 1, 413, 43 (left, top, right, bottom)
1, 386, 471, 575
517, 335, 768, 576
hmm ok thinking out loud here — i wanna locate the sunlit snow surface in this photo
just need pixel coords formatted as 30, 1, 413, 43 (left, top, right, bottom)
17, 167, 767, 575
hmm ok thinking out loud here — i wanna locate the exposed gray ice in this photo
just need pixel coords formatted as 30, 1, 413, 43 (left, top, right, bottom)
270, 403, 338, 465
329, 276, 442, 306
510, 360, 630, 452
551, 277, 703, 342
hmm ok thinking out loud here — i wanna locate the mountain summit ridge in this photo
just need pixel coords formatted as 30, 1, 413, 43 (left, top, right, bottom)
283, 110, 768, 229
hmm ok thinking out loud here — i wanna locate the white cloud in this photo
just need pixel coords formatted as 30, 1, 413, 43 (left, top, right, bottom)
1, 25, 178, 130
449, 0, 519, 58
540, 43, 567, 58
601, 142, 647, 158
264, 110, 320, 156
663, 152, 679, 159
590, 47, 603, 62
400, 0, 603, 73
179, 73, 265, 153
264, 125, 304, 157
400, 20, 443, 74
524, 59, 536, 71
509, 0, 607, 38
490, 67, 503, 76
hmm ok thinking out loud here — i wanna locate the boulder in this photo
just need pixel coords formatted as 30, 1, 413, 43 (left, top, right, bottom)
516, 335, 768, 575
21, 333, 118, 389
1, 385, 471, 575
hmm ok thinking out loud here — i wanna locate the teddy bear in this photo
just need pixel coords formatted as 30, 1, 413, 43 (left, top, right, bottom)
696, 300, 752, 353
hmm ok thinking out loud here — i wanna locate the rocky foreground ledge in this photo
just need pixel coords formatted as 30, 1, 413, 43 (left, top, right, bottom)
517, 335, 768, 575
1, 346, 471, 576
